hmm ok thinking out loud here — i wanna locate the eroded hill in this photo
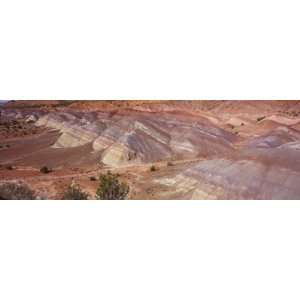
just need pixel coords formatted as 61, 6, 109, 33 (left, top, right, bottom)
1, 100, 300, 199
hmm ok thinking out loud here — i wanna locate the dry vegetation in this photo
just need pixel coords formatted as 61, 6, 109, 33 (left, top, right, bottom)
0, 182, 36, 200
0, 118, 42, 140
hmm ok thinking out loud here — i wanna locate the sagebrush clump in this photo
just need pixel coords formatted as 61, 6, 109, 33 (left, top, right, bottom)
63, 181, 90, 200
96, 172, 129, 200
0, 182, 36, 199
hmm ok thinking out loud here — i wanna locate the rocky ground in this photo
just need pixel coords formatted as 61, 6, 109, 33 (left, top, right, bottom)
1, 100, 300, 199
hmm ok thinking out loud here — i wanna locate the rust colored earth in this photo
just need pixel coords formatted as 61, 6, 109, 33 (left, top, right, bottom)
1, 100, 300, 199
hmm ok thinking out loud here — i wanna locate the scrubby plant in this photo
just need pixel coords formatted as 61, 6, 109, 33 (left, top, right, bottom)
0, 182, 36, 199
167, 161, 174, 167
150, 165, 157, 172
257, 116, 266, 122
63, 181, 90, 200
90, 176, 97, 181
40, 166, 51, 174
5, 165, 13, 170
96, 171, 129, 200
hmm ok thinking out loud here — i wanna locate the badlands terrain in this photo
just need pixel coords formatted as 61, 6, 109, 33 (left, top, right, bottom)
1, 100, 300, 199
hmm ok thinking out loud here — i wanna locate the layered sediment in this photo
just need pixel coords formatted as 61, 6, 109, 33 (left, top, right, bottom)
2, 100, 300, 199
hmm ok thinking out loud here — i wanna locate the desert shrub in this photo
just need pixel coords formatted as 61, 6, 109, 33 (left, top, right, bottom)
257, 116, 266, 122
90, 176, 97, 181
241, 123, 244, 126
96, 172, 129, 200
0, 144, 10, 149
40, 166, 51, 174
167, 161, 174, 167
150, 165, 157, 172
5, 165, 13, 170
63, 181, 90, 200
0, 182, 36, 199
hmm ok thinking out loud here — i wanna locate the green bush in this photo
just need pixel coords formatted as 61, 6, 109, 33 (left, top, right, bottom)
63, 181, 90, 200
0, 182, 36, 199
96, 172, 129, 200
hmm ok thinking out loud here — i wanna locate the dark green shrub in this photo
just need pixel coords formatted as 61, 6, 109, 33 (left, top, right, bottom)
96, 172, 129, 200
0, 182, 36, 199
63, 181, 90, 200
